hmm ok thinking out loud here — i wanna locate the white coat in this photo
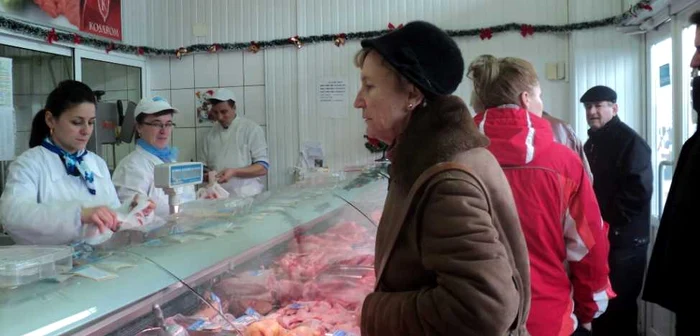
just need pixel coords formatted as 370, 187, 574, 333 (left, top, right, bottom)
112, 146, 196, 218
0, 147, 120, 245
201, 116, 269, 198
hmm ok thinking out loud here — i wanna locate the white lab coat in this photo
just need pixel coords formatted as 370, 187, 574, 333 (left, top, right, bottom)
201, 116, 269, 198
112, 146, 196, 218
0, 147, 120, 245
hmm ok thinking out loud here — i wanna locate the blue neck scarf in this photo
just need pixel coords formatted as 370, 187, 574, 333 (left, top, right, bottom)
137, 139, 178, 163
41, 137, 96, 195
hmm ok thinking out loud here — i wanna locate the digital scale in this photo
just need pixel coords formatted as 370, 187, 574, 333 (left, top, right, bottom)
154, 162, 204, 215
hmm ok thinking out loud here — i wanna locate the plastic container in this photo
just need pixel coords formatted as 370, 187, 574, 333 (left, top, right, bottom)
0, 245, 74, 288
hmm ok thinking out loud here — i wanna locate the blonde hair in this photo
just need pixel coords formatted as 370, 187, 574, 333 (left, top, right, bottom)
467, 55, 539, 109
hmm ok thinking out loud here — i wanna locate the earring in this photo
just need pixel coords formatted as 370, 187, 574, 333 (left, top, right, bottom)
50, 128, 54, 135
408, 103, 414, 109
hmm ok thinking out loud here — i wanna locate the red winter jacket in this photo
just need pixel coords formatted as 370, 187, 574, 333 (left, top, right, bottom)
474, 106, 615, 336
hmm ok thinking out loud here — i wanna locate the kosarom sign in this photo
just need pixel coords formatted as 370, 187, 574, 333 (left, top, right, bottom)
0, 0, 122, 41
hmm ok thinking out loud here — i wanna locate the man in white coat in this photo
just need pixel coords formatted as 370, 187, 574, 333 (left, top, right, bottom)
202, 89, 269, 197
112, 96, 196, 219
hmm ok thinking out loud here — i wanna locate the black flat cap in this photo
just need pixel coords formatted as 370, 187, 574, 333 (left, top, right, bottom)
580, 85, 617, 103
361, 21, 464, 97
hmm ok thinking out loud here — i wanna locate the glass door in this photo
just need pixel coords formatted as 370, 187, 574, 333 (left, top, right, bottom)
74, 49, 146, 171
645, 9, 698, 336
646, 20, 675, 336
0, 35, 74, 197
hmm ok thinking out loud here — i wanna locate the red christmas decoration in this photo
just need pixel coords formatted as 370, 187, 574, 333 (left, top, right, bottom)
388, 22, 404, 30
73, 34, 81, 44
105, 42, 115, 53
520, 24, 535, 38
137, 47, 144, 56
334, 33, 347, 47
479, 28, 493, 40
640, 3, 653, 11
46, 28, 58, 44
175, 47, 188, 59
248, 41, 261, 53
289, 35, 302, 49
208, 43, 222, 53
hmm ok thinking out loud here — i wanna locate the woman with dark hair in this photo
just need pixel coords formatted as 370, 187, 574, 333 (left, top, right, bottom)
354, 22, 530, 335
0, 80, 121, 245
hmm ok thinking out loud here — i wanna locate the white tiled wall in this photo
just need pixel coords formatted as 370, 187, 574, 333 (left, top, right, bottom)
147, 51, 267, 173
5, 46, 73, 157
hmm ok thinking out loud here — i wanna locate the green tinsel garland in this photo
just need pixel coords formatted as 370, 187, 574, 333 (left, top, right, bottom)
0, 0, 652, 57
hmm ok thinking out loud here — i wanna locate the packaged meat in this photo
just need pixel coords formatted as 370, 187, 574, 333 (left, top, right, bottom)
243, 319, 285, 336
83, 194, 157, 246
214, 269, 278, 316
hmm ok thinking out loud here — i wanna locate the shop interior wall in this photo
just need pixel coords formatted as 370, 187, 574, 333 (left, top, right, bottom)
142, 0, 644, 189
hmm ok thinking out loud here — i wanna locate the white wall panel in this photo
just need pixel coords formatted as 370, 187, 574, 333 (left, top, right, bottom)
143, 0, 645, 189
121, 0, 149, 46
569, 0, 645, 140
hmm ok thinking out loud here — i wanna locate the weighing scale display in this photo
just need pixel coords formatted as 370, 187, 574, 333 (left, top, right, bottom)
170, 164, 203, 186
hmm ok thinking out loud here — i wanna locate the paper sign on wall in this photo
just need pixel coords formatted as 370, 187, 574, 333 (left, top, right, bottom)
0, 57, 15, 161
317, 77, 348, 118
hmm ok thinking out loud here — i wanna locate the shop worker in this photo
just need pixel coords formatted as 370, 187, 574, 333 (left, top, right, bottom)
581, 85, 652, 336
202, 88, 269, 197
112, 96, 196, 218
0, 80, 121, 245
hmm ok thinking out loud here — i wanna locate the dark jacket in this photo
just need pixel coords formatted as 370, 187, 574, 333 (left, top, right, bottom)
584, 116, 652, 249
361, 96, 531, 336
643, 126, 700, 313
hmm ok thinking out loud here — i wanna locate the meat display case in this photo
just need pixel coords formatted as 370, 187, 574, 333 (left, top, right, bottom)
0, 164, 388, 336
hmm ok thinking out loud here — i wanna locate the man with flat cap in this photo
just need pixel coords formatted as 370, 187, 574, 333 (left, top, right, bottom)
581, 85, 652, 336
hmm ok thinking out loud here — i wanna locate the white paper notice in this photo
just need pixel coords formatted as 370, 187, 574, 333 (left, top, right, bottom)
317, 77, 348, 118
0, 107, 16, 161
0, 57, 11, 107
0, 57, 15, 161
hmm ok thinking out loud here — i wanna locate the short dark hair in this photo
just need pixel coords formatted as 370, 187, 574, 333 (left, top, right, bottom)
208, 99, 236, 109
690, 11, 700, 25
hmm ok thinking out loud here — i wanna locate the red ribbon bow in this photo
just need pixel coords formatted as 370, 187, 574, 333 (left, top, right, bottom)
520, 24, 535, 37
480, 28, 493, 40
105, 42, 115, 53
137, 47, 144, 56
46, 29, 58, 44
388, 22, 404, 30
73, 34, 81, 44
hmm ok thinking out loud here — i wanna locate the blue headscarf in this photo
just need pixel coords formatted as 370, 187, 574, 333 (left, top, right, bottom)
137, 139, 178, 163
41, 137, 96, 195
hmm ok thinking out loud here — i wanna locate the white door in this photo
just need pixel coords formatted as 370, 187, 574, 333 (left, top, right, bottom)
644, 9, 698, 336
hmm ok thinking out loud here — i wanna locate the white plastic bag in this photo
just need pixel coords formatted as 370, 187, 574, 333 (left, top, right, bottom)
197, 171, 230, 200
83, 194, 156, 246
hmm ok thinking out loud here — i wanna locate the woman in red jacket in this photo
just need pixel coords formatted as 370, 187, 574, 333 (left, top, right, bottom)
468, 55, 615, 336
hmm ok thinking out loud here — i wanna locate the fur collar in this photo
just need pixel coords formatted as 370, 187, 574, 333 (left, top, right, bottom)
390, 95, 490, 186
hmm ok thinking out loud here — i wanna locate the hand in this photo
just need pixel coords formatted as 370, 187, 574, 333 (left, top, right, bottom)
81, 206, 119, 233
216, 168, 238, 183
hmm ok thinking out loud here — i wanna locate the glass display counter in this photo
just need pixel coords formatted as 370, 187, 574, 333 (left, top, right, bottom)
0, 164, 388, 336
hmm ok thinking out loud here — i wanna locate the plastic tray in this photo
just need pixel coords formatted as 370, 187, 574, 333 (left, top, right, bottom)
0, 245, 74, 288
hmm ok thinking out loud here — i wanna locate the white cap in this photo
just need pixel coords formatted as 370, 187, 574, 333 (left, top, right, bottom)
207, 88, 236, 103
134, 96, 179, 116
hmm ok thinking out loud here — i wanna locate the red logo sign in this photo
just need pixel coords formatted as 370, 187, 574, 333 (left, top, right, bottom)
81, 0, 122, 41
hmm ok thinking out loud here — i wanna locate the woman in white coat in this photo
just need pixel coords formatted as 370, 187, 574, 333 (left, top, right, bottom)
0, 80, 121, 245
111, 97, 196, 219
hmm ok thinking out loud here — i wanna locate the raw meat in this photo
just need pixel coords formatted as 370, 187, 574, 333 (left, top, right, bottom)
244, 319, 285, 336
